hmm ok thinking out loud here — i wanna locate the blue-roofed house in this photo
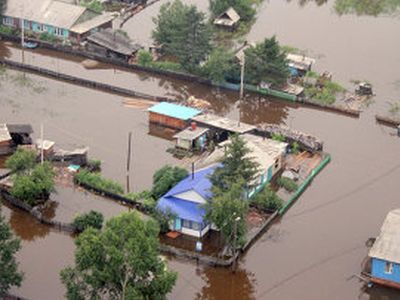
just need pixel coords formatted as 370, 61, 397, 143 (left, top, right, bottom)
148, 102, 202, 130
368, 209, 400, 290
156, 164, 219, 237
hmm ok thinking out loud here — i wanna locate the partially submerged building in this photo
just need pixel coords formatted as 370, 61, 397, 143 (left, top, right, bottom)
287, 53, 316, 76
0, 124, 33, 155
0, 124, 12, 155
86, 28, 142, 61
368, 209, 400, 289
157, 164, 219, 237
173, 124, 209, 151
2, 0, 115, 43
148, 102, 202, 130
213, 7, 240, 30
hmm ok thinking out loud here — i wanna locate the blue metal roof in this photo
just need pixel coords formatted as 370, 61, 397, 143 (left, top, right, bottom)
157, 196, 205, 223
148, 102, 202, 121
164, 164, 220, 200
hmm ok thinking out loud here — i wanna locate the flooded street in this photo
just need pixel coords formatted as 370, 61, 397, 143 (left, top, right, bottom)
1, 0, 400, 299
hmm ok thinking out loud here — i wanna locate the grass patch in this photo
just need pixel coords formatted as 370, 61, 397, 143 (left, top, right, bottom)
74, 169, 124, 195
303, 73, 346, 105
277, 177, 298, 193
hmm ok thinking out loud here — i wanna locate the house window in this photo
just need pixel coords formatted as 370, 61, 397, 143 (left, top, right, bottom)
182, 219, 191, 229
54, 27, 64, 36
3, 17, 13, 26
36, 24, 43, 32
385, 262, 393, 274
192, 222, 200, 231
274, 158, 279, 169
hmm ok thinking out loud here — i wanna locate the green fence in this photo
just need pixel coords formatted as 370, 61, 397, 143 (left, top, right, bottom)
278, 154, 331, 216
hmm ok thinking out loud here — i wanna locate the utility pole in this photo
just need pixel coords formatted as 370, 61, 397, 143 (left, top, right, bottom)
20, 8, 25, 65
231, 215, 241, 273
126, 131, 132, 193
40, 123, 44, 164
238, 43, 246, 127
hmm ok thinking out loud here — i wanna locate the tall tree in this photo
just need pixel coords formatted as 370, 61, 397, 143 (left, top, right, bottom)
0, 208, 23, 296
151, 165, 188, 199
0, 0, 7, 15
244, 36, 290, 87
61, 212, 177, 300
209, 0, 255, 22
201, 47, 235, 83
210, 134, 259, 192
153, 0, 212, 71
205, 181, 248, 252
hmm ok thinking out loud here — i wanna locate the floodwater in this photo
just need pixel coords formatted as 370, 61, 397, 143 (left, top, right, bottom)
0, 0, 399, 299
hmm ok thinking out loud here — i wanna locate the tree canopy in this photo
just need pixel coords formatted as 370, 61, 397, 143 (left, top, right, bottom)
201, 48, 235, 83
209, 0, 256, 22
5, 148, 37, 174
0, 208, 23, 296
244, 36, 290, 87
61, 212, 177, 300
0, 0, 6, 15
152, 0, 212, 71
210, 134, 259, 192
151, 165, 188, 199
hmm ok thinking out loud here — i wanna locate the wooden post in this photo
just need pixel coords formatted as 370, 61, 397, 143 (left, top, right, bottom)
40, 123, 44, 164
126, 131, 132, 193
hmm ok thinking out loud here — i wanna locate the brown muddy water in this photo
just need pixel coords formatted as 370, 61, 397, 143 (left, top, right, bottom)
0, 0, 399, 299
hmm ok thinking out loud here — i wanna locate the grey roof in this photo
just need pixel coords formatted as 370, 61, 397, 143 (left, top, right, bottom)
214, 7, 240, 27
192, 114, 255, 134
0, 124, 11, 143
173, 126, 209, 141
4, 0, 88, 29
87, 28, 142, 56
70, 13, 116, 34
7, 124, 33, 134
287, 53, 316, 71
369, 209, 400, 264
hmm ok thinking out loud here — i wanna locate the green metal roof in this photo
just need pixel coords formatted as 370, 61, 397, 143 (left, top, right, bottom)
148, 102, 202, 121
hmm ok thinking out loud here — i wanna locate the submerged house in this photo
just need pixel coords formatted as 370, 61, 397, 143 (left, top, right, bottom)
0, 124, 12, 155
86, 28, 142, 61
148, 102, 202, 130
173, 123, 209, 151
2, 0, 115, 43
156, 164, 219, 237
287, 53, 316, 77
368, 209, 400, 289
213, 7, 240, 30
0, 124, 34, 155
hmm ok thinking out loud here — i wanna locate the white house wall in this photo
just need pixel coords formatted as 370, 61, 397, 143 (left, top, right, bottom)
181, 227, 201, 237
174, 190, 207, 204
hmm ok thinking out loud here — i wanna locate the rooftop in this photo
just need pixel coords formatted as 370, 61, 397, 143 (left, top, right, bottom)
214, 7, 240, 27
148, 102, 202, 121
70, 13, 116, 34
369, 209, 400, 264
192, 114, 256, 134
287, 53, 316, 71
173, 126, 209, 141
7, 124, 33, 134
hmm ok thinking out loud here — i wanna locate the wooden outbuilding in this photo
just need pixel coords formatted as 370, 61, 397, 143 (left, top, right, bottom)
213, 7, 240, 30
148, 102, 202, 130
173, 124, 209, 151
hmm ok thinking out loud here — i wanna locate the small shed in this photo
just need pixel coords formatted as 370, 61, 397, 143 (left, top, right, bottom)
87, 28, 142, 61
369, 209, 400, 289
36, 139, 55, 158
6, 124, 33, 145
192, 114, 256, 142
148, 102, 202, 130
287, 53, 316, 76
0, 124, 12, 155
213, 7, 240, 30
173, 125, 209, 151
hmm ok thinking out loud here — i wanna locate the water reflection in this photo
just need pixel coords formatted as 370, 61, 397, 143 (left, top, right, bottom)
364, 286, 400, 300
287, 0, 328, 7
195, 266, 257, 300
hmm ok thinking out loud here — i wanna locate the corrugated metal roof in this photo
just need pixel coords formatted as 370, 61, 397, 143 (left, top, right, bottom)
148, 102, 202, 121
192, 114, 256, 134
214, 7, 240, 26
70, 13, 116, 34
157, 196, 206, 223
4, 0, 87, 29
7, 124, 33, 134
173, 126, 209, 141
369, 209, 400, 264
0, 124, 12, 143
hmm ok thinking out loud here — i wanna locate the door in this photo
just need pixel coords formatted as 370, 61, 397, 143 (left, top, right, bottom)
174, 218, 182, 231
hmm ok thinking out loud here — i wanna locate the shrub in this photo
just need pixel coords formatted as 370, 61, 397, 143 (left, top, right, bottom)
137, 49, 153, 66
88, 159, 101, 171
151, 165, 188, 199
73, 210, 104, 231
291, 141, 300, 154
271, 133, 285, 142
251, 186, 284, 211
74, 169, 124, 195
0, 25, 17, 36
151, 209, 176, 234
6, 148, 37, 174
277, 177, 298, 193
38, 32, 58, 43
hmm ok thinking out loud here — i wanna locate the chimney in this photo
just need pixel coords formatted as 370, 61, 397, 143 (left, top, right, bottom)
192, 162, 195, 180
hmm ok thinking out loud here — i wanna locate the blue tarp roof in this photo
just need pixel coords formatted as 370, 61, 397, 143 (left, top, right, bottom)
148, 102, 202, 121
164, 164, 220, 200
157, 196, 206, 223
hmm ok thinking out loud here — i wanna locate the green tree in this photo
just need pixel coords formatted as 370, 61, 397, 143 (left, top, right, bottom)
60, 212, 177, 300
201, 48, 235, 83
73, 211, 104, 231
251, 185, 283, 211
209, 0, 256, 22
137, 49, 153, 67
244, 36, 290, 87
151, 165, 188, 199
11, 162, 55, 205
210, 134, 259, 192
5, 148, 37, 174
205, 182, 248, 251
0, 208, 23, 296
153, 0, 212, 70
0, 0, 7, 15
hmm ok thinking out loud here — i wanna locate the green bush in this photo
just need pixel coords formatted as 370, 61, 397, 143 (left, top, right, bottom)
151, 61, 183, 72
137, 50, 153, 67
6, 148, 37, 174
291, 141, 300, 154
39, 32, 58, 43
11, 162, 55, 205
73, 210, 104, 231
74, 169, 124, 195
271, 133, 285, 142
251, 186, 283, 211
0, 25, 17, 36
277, 177, 298, 193
79, 0, 104, 13
88, 159, 101, 171
151, 165, 188, 199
